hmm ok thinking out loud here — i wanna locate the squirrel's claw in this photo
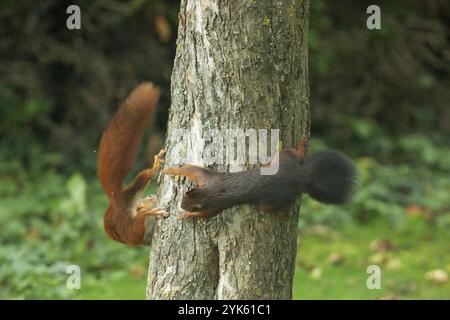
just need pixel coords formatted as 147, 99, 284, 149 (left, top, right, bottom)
146, 149, 165, 176
151, 149, 165, 170
156, 149, 165, 159
137, 195, 157, 210
138, 207, 169, 218
161, 167, 179, 175
176, 211, 193, 220
176, 209, 215, 220
136, 195, 168, 218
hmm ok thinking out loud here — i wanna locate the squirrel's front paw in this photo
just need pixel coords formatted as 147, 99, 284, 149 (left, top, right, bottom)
161, 167, 180, 176
176, 211, 194, 220
137, 207, 169, 218
151, 149, 165, 170
137, 195, 157, 210
136, 196, 168, 218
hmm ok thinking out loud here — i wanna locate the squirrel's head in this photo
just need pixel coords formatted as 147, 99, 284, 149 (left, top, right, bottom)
181, 188, 209, 211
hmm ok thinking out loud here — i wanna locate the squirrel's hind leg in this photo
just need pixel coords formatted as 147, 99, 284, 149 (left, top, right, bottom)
136, 196, 168, 218
147, 149, 165, 176
122, 197, 167, 246
123, 149, 165, 198
124, 208, 167, 246
162, 164, 219, 187
137, 207, 168, 218
176, 208, 219, 220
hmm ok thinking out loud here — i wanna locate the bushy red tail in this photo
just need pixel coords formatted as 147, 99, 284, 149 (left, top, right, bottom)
97, 83, 160, 198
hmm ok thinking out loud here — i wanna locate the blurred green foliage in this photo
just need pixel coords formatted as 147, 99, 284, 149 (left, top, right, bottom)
0, 0, 449, 299
309, 1, 450, 146
0, 0, 178, 171
293, 219, 450, 299
1, 135, 448, 299
0, 0, 449, 168
0, 155, 150, 298
0, 125, 140, 298
301, 137, 450, 229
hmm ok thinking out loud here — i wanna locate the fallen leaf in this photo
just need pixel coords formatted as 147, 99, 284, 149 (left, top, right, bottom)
386, 258, 402, 270
369, 239, 396, 252
310, 267, 322, 280
369, 252, 388, 265
307, 225, 340, 240
328, 253, 344, 265
27, 227, 41, 240
155, 15, 171, 43
307, 224, 330, 236
129, 264, 146, 278
425, 269, 448, 284
405, 204, 433, 220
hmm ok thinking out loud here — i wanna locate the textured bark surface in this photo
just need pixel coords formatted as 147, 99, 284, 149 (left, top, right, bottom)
147, 0, 310, 299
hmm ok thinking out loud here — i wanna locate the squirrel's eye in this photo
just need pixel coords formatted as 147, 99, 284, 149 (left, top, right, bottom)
186, 188, 200, 196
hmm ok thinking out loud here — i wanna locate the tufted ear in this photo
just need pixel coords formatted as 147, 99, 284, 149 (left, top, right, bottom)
297, 136, 309, 156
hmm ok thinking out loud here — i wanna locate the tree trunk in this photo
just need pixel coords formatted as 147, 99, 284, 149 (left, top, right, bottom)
147, 0, 310, 300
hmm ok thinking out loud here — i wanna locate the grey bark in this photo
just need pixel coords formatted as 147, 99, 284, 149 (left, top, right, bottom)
147, 0, 310, 299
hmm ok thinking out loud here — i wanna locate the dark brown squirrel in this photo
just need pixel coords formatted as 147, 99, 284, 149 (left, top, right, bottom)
97, 82, 168, 246
162, 138, 357, 219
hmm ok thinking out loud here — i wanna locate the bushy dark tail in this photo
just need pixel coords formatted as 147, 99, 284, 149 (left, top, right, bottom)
303, 150, 357, 204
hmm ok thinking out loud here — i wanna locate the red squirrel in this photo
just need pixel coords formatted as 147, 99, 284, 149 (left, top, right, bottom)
97, 82, 167, 246
163, 138, 357, 220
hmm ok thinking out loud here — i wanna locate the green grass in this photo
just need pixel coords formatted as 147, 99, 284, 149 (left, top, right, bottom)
2, 133, 449, 299
76, 272, 147, 300
293, 219, 450, 299
73, 218, 450, 300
